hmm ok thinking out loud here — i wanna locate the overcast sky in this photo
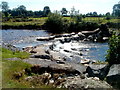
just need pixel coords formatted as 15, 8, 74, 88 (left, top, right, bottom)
1, 0, 120, 14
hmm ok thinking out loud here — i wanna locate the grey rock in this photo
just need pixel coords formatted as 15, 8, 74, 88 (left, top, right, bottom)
6, 57, 21, 61
61, 76, 112, 89
23, 58, 86, 75
64, 37, 71, 43
71, 35, 80, 41
80, 59, 90, 64
86, 64, 110, 80
77, 32, 86, 40
30, 54, 51, 59
106, 64, 120, 85
36, 36, 54, 41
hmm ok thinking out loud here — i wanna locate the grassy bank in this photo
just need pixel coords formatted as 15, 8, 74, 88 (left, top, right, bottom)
1, 48, 54, 88
2, 17, 120, 30
2, 17, 47, 30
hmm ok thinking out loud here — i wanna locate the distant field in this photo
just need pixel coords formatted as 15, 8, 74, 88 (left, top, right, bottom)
2, 17, 120, 29
2, 17, 48, 26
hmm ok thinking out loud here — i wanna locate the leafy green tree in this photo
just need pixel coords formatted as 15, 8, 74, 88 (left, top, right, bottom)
1, 1, 9, 12
61, 8, 68, 15
106, 35, 120, 65
34, 10, 43, 17
43, 6, 51, 16
106, 12, 111, 16
1, 1, 9, 17
14, 5, 27, 17
106, 12, 111, 20
112, 3, 120, 17
17, 5, 26, 11
93, 12, 98, 17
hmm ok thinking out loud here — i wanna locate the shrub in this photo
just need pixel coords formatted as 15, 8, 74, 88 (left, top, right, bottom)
106, 35, 120, 65
44, 13, 66, 33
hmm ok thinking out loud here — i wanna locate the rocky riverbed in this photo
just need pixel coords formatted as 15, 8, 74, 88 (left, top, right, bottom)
2, 28, 119, 89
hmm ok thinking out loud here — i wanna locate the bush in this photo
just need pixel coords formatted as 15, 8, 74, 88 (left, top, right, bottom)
106, 35, 120, 65
44, 13, 99, 33
44, 13, 66, 33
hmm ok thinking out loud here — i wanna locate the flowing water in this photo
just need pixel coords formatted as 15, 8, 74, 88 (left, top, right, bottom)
1, 29, 109, 61
1, 29, 50, 48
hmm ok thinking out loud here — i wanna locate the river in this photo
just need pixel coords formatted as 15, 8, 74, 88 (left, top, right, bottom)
1, 29, 109, 61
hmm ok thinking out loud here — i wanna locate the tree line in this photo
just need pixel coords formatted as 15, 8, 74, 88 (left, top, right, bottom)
1, 1, 120, 18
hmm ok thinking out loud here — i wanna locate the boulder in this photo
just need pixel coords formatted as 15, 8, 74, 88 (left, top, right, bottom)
32, 44, 49, 55
29, 64, 80, 75
71, 35, 80, 41
64, 37, 72, 43
77, 32, 86, 40
86, 64, 110, 80
62, 34, 72, 37
22, 46, 33, 52
36, 36, 54, 41
30, 54, 51, 59
48, 50, 65, 61
80, 59, 90, 64
24, 58, 86, 76
106, 64, 120, 85
61, 76, 112, 89
87, 35, 94, 41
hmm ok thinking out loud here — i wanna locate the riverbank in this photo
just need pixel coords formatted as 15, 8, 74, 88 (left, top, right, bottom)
1, 43, 118, 89
2, 17, 120, 30
1, 46, 112, 89
2, 30, 120, 89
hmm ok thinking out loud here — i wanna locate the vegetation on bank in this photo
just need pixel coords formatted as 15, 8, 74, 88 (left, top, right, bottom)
1, 1, 120, 32
106, 35, 120, 65
2, 15, 120, 31
1, 48, 55, 88
2, 48, 30, 59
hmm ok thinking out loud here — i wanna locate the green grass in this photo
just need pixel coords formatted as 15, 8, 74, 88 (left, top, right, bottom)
1, 47, 56, 88
2, 60, 32, 88
2, 60, 57, 88
1, 47, 32, 88
1, 48, 30, 59
2, 17, 47, 27
2, 17, 120, 29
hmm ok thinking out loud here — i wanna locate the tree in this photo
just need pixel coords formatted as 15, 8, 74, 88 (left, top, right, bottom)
1, 1, 9, 12
106, 12, 111, 20
17, 5, 26, 11
43, 6, 51, 16
112, 3, 120, 17
106, 12, 110, 16
93, 12, 98, 17
70, 6, 76, 17
15, 5, 27, 17
106, 35, 120, 65
61, 8, 68, 15
34, 10, 43, 17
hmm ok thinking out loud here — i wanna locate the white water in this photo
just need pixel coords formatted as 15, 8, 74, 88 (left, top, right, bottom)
1, 29, 109, 61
